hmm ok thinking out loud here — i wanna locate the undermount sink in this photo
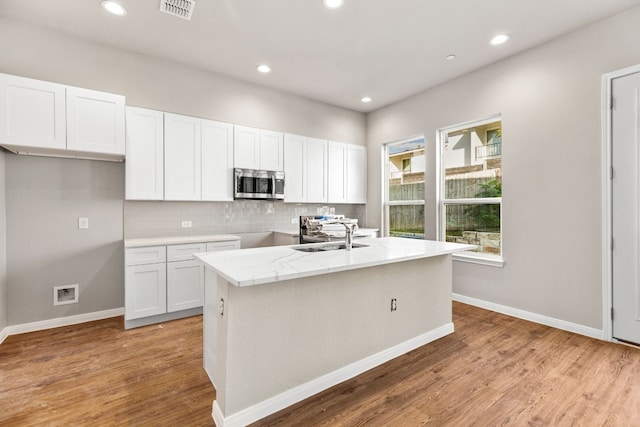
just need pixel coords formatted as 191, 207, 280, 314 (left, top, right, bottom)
292, 243, 369, 252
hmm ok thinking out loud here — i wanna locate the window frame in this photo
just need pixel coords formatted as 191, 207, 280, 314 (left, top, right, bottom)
382, 135, 425, 238
436, 115, 504, 267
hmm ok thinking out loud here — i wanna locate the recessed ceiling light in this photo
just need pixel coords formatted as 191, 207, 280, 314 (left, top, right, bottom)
256, 64, 271, 73
323, 0, 344, 9
101, 0, 127, 16
490, 33, 510, 46
361, 97, 372, 103
446, 54, 456, 60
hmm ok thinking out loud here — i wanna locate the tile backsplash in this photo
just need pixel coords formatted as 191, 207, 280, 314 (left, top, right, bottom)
124, 200, 366, 239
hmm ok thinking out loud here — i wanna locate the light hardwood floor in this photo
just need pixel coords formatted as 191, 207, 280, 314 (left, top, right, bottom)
2, 303, 640, 426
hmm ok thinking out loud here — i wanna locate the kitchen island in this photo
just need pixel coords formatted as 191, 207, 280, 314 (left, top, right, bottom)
196, 237, 474, 427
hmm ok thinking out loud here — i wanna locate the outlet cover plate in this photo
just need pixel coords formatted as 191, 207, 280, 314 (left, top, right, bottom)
78, 217, 89, 229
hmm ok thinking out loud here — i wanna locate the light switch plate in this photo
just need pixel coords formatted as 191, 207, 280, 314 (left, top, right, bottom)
78, 217, 89, 229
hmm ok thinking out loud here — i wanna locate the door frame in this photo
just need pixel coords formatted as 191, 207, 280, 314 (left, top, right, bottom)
601, 63, 640, 342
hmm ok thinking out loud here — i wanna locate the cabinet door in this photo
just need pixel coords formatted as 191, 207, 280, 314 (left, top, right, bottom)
164, 113, 202, 200
0, 73, 66, 149
202, 120, 234, 201
66, 86, 125, 155
125, 263, 167, 320
125, 107, 164, 200
233, 125, 259, 169
327, 141, 347, 203
260, 129, 284, 171
284, 133, 305, 202
347, 145, 367, 203
306, 137, 328, 203
167, 259, 204, 312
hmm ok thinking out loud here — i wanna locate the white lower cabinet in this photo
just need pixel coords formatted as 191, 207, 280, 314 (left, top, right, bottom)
125, 238, 240, 328
125, 246, 167, 321
167, 259, 204, 312
167, 243, 206, 313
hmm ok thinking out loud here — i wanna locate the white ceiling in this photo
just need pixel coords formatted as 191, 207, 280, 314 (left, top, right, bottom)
2, 0, 640, 112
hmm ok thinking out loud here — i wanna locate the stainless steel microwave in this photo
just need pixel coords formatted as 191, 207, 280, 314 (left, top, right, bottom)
234, 168, 285, 200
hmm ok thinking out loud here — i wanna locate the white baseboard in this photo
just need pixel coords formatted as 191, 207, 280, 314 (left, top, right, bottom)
213, 323, 454, 427
5, 307, 124, 337
453, 293, 603, 340
0, 326, 8, 345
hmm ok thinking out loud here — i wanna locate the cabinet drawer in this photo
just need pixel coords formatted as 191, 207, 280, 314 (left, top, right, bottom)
167, 243, 206, 262
206, 241, 240, 252
126, 246, 166, 266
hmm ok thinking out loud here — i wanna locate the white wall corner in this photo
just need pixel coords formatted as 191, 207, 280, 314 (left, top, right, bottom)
453, 293, 604, 340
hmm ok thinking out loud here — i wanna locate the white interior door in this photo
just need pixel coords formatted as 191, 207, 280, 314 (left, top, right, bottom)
612, 70, 640, 345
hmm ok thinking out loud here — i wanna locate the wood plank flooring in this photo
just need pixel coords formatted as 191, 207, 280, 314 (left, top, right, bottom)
2, 302, 640, 426
0, 315, 215, 426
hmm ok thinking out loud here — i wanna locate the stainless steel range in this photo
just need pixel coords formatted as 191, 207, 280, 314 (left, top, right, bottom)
298, 215, 359, 244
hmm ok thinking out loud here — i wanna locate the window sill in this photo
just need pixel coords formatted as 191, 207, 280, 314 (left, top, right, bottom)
453, 252, 504, 268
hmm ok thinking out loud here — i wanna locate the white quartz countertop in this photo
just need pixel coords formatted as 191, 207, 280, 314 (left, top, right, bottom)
195, 237, 475, 287
124, 234, 241, 248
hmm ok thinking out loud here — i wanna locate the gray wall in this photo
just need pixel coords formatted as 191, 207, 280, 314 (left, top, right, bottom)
0, 18, 367, 325
0, 151, 7, 330
366, 6, 640, 330
5, 155, 124, 325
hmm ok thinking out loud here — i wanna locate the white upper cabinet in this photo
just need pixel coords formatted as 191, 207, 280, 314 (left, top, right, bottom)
306, 137, 328, 203
164, 113, 202, 201
126, 110, 235, 202
125, 107, 164, 200
0, 73, 125, 159
66, 86, 125, 155
284, 134, 327, 203
328, 141, 366, 204
347, 144, 367, 204
260, 129, 284, 171
233, 125, 259, 169
284, 133, 305, 202
202, 119, 234, 201
327, 141, 348, 204
234, 125, 283, 171
0, 73, 66, 149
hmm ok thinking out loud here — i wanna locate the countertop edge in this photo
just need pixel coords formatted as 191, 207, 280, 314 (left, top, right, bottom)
196, 238, 474, 287
125, 234, 242, 248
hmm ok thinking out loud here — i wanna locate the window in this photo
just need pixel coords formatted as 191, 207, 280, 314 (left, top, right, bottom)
384, 136, 425, 239
439, 116, 502, 262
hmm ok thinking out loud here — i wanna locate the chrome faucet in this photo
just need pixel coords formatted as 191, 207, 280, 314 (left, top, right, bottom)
343, 223, 354, 251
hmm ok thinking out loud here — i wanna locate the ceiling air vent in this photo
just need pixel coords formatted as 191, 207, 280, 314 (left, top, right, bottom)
160, 0, 196, 20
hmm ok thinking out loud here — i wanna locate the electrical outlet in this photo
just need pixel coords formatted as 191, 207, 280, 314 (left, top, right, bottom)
391, 298, 397, 312
290, 217, 297, 224
181, 220, 192, 228
78, 217, 89, 229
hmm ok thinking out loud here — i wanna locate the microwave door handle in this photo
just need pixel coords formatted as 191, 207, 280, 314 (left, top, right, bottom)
271, 175, 276, 199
